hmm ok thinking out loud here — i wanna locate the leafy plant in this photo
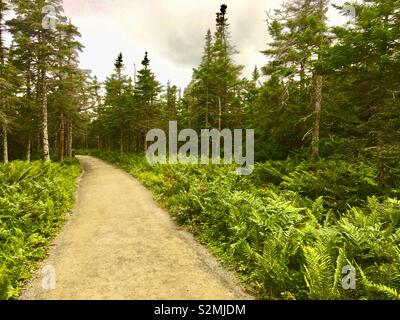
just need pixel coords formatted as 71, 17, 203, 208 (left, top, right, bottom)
80, 149, 400, 300
0, 159, 81, 300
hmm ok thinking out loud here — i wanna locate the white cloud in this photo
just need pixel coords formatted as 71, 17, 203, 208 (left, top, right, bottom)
62, 0, 350, 89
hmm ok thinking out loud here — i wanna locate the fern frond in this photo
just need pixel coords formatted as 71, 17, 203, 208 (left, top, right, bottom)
358, 265, 400, 300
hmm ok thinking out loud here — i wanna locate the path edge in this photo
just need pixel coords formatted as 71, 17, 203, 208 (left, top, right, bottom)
19, 158, 87, 300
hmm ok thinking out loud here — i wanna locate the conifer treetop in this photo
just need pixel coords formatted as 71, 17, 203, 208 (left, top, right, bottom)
141, 51, 150, 68
114, 52, 123, 70
216, 4, 228, 26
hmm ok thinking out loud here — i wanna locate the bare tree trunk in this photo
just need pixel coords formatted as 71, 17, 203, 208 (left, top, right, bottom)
144, 108, 149, 152
37, 132, 41, 155
133, 63, 137, 86
42, 78, 50, 161
2, 122, 8, 163
311, 0, 326, 163
0, 4, 4, 68
205, 90, 209, 128
54, 132, 58, 154
218, 97, 222, 131
67, 121, 73, 157
26, 138, 31, 162
58, 111, 65, 161
1, 6, 8, 164
311, 75, 323, 162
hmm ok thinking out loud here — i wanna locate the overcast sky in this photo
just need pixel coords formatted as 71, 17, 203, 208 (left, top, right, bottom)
62, 0, 350, 89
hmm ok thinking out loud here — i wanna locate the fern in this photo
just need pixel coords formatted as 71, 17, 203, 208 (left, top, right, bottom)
358, 266, 400, 300
85, 150, 400, 300
0, 160, 81, 299
303, 244, 339, 300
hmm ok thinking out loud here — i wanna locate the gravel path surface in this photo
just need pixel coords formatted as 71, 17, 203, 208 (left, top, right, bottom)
21, 156, 251, 300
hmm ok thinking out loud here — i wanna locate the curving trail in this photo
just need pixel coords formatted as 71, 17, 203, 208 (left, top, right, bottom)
21, 156, 251, 300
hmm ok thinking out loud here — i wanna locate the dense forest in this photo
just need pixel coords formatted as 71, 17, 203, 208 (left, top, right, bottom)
1, 1, 399, 165
1, 0, 400, 300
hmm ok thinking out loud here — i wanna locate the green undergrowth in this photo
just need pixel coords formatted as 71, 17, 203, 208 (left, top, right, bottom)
0, 158, 81, 299
80, 150, 400, 300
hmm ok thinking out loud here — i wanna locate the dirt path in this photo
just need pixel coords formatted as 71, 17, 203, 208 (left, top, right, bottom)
21, 156, 251, 300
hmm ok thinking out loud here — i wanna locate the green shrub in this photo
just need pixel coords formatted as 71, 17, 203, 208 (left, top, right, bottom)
281, 160, 381, 211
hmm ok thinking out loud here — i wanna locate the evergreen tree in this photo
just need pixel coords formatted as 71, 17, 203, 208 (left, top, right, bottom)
192, 29, 215, 129
212, 4, 243, 130
3, 0, 89, 161
0, 0, 11, 163
52, 21, 83, 160
134, 51, 162, 150
317, 0, 400, 182
310, 0, 329, 162
187, 5, 243, 131
262, 0, 329, 161
252, 66, 260, 84
103, 53, 134, 157
8, 0, 74, 161
165, 81, 178, 121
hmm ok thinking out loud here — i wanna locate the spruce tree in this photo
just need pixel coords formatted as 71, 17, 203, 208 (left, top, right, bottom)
8, 0, 67, 161
0, 0, 11, 162
166, 81, 178, 121
134, 51, 161, 150
188, 5, 243, 130
262, 0, 329, 161
192, 29, 215, 128
212, 4, 243, 130
104, 53, 134, 158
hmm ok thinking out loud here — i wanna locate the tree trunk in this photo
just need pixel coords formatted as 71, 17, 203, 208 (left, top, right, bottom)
2, 122, 8, 163
26, 138, 31, 162
54, 132, 58, 154
1, 6, 8, 164
37, 132, 41, 154
42, 77, 50, 161
311, 0, 326, 163
67, 121, 73, 157
58, 111, 65, 161
205, 89, 209, 128
311, 75, 323, 162
218, 96, 222, 131
0, 3, 4, 67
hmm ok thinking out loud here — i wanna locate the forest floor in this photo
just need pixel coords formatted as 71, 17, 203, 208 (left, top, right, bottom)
20, 156, 250, 300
